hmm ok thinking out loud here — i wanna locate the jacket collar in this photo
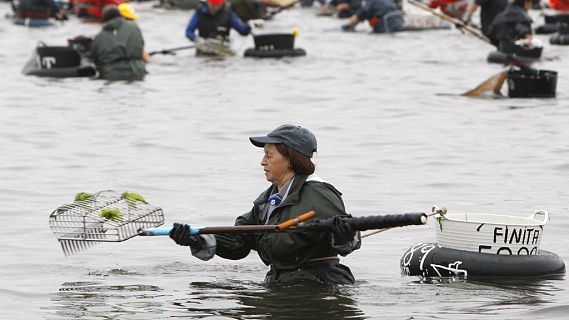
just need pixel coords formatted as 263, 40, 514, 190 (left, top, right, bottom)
103, 16, 124, 31
253, 174, 309, 207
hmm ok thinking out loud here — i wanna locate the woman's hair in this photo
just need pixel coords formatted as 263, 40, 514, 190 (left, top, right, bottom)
275, 144, 315, 175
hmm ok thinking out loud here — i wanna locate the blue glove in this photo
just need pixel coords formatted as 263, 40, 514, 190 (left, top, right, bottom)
341, 24, 355, 32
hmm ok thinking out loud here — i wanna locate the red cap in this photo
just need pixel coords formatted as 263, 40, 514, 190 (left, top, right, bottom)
207, 0, 224, 5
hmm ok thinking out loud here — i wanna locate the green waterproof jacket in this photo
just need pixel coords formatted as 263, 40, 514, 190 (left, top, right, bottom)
215, 175, 360, 282
91, 17, 147, 81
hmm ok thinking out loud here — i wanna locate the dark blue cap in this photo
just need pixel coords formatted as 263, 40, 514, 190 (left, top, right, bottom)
249, 124, 317, 158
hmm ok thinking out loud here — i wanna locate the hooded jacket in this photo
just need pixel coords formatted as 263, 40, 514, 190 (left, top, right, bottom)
214, 175, 361, 284
487, 4, 533, 46
91, 17, 147, 81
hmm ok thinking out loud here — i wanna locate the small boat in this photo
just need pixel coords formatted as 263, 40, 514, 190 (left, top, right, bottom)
401, 210, 565, 278
22, 42, 96, 78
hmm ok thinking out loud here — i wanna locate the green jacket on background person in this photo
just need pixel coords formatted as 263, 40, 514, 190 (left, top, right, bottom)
91, 16, 148, 81
215, 174, 361, 284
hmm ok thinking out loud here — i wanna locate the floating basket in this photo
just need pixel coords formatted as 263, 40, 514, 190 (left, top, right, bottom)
253, 33, 295, 50
507, 67, 557, 98
36, 45, 81, 69
244, 33, 306, 58
499, 41, 543, 59
435, 211, 549, 255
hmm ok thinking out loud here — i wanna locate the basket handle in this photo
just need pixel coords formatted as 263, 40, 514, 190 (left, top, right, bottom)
529, 210, 549, 224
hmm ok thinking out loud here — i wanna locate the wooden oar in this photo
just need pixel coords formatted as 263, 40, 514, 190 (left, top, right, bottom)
407, 0, 491, 44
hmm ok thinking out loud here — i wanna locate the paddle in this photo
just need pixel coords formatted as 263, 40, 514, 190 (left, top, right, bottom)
407, 0, 491, 44
148, 45, 195, 56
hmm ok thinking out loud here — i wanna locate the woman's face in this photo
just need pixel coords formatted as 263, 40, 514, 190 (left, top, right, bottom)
261, 144, 294, 187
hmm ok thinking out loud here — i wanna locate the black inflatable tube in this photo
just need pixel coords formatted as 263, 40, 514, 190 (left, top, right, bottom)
244, 48, 306, 58
13, 18, 54, 27
401, 243, 565, 278
550, 33, 569, 45
25, 66, 96, 78
486, 51, 540, 65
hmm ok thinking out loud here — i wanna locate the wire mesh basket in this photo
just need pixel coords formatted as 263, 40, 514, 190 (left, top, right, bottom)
49, 190, 164, 256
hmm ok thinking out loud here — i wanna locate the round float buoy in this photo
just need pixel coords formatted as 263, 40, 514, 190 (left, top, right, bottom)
400, 243, 565, 278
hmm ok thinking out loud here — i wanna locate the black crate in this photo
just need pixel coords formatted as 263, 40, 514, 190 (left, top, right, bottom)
253, 33, 295, 51
36, 46, 81, 69
499, 41, 543, 58
507, 68, 557, 98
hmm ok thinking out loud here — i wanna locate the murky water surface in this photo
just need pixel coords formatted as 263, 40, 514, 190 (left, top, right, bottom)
1, 2, 568, 319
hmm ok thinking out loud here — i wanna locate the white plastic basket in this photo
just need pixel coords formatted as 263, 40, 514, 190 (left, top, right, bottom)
435, 210, 549, 255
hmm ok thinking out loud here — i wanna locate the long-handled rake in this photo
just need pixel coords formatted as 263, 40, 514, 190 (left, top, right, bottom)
49, 190, 429, 257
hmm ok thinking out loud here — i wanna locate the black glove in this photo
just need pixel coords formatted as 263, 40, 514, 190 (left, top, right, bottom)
169, 223, 203, 248
330, 215, 355, 245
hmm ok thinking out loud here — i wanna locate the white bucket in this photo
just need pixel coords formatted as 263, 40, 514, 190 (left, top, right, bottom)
434, 210, 549, 255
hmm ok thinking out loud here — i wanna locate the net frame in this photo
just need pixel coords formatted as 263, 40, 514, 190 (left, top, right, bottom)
49, 190, 165, 256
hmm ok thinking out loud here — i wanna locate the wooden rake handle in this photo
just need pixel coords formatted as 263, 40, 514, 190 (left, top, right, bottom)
139, 210, 316, 236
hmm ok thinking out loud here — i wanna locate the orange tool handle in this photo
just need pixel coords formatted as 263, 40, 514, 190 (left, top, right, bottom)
277, 210, 316, 231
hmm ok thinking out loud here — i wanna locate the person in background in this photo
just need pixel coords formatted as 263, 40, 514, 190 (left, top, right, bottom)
548, 0, 569, 10
185, 0, 251, 42
72, 0, 123, 21
90, 5, 150, 81
427, 0, 469, 19
230, 0, 296, 22
465, 0, 508, 36
14, 0, 67, 21
169, 124, 361, 285
320, 0, 362, 18
486, 0, 533, 47
341, 0, 404, 33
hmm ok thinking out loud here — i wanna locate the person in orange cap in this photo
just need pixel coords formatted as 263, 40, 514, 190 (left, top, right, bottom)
185, 0, 251, 43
